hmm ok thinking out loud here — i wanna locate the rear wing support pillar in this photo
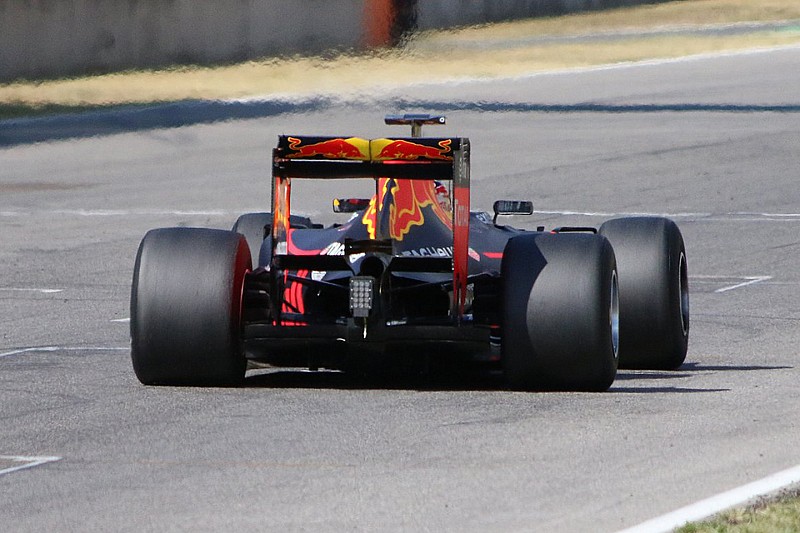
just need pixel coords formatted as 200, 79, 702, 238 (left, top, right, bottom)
452, 139, 470, 321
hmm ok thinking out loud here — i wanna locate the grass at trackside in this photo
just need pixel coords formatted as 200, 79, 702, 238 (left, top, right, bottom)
2, 0, 800, 119
676, 489, 800, 532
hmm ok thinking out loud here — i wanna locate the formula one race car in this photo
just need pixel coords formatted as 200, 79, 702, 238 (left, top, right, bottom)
130, 114, 689, 391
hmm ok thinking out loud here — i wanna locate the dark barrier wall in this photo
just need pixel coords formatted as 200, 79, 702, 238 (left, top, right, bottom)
0, 0, 668, 82
415, 0, 667, 29
0, 0, 365, 82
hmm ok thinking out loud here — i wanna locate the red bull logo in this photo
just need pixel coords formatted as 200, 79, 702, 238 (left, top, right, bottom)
372, 138, 453, 161
285, 137, 369, 160
362, 178, 452, 241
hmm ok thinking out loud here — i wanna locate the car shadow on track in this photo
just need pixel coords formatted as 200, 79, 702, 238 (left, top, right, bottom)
609, 362, 793, 393
614, 362, 792, 380
609, 385, 731, 393
239, 356, 792, 392
243, 367, 510, 392
244, 369, 733, 393
242, 364, 774, 393
679, 362, 793, 372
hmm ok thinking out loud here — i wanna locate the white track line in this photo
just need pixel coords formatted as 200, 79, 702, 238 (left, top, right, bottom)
534, 210, 800, 221
0, 287, 63, 294
110, 318, 130, 323
617, 464, 800, 533
0, 346, 129, 359
715, 276, 773, 293
1, 209, 237, 217
542, 42, 800, 74
553, 43, 800, 73
3, 208, 800, 221
710, 214, 800, 222
691, 275, 775, 293
534, 209, 710, 218
0, 456, 61, 477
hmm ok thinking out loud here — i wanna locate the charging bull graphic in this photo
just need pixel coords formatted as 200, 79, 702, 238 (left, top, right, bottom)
285, 137, 452, 162
362, 178, 452, 241
372, 138, 453, 161
285, 137, 369, 160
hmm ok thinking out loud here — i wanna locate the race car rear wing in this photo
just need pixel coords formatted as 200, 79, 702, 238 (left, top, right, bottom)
273, 136, 463, 178
271, 134, 472, 319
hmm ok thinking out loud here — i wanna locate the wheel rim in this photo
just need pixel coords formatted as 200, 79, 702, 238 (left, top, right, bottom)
610, 270, 620, 360
679, 252, 690, 336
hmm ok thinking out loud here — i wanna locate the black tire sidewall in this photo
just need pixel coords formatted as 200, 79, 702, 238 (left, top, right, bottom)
131, 228, 251, 385
502, 233, 618, 391
599, 217, 688, 369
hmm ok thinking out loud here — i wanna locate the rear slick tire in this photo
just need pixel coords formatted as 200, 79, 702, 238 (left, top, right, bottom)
131, 228, 251, 386
232, 212, 272, 269
502, 233, 619, 392
599, 217, 689, 370
232, 212, 314, 269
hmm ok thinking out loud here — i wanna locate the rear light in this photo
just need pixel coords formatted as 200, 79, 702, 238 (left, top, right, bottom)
349, 277, 374, 318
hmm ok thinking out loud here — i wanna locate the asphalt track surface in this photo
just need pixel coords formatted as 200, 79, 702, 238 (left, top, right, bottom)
2, 46, 800, 532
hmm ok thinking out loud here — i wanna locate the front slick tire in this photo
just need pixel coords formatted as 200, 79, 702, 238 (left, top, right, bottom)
599, 217, 689, 370
502, 233, 619, 392
131, 228, 251, 386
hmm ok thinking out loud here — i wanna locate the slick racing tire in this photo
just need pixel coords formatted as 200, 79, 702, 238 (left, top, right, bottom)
502, 233, 619, 392
599, 217, 689, 370
232, 213, 315, 269
232, 212, 272, 269
131, 228, 251, 386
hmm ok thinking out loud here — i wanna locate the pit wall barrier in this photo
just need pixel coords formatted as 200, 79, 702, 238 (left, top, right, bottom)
0, 0, 665, 82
